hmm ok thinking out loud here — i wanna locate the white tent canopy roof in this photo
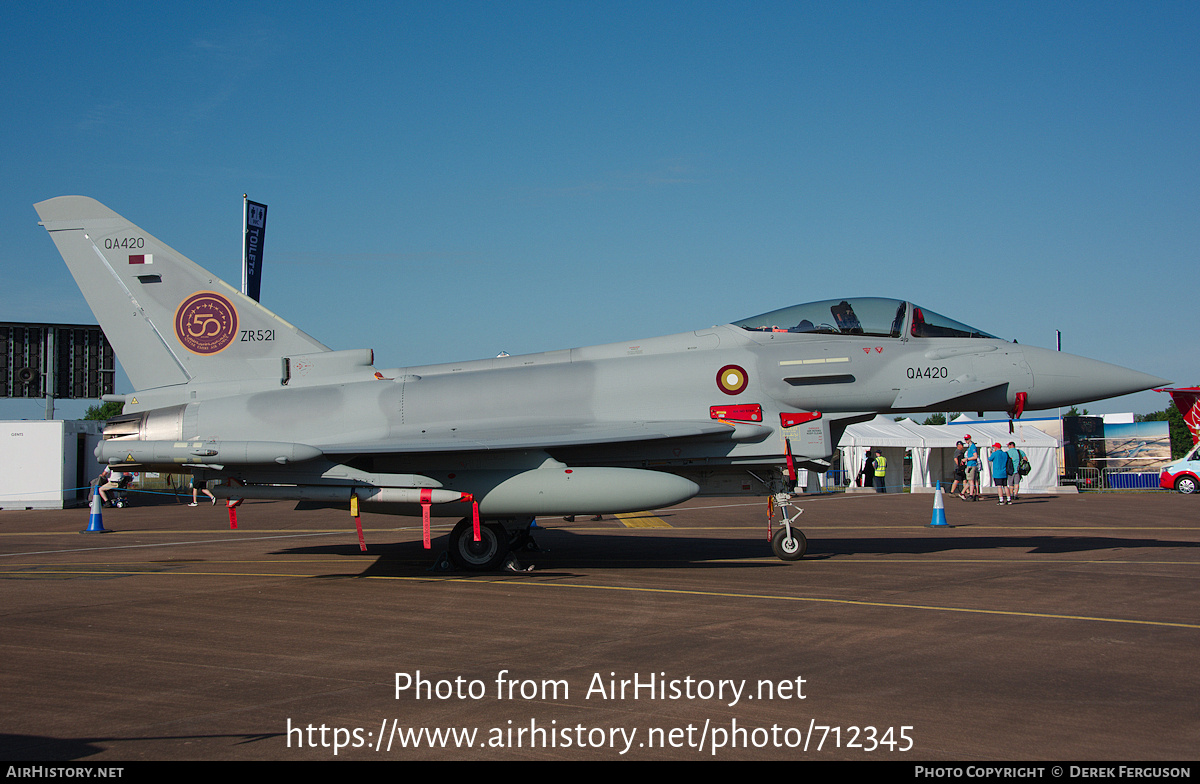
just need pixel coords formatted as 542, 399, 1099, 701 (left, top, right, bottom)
839, 415, 1060, 448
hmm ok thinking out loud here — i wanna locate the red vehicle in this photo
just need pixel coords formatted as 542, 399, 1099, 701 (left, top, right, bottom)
1156, 387, 1200, 494
1160, 443, 1200, 494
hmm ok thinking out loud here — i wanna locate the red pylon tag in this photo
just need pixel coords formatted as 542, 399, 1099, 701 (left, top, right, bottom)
420, 488, 432, 549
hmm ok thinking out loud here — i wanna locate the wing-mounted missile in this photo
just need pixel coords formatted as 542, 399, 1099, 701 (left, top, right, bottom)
208, 484, 465, 504
209, 484, 480, 551
97, 439, 323, 466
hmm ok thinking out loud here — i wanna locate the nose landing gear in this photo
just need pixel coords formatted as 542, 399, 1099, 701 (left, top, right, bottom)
768, 492, 807, 561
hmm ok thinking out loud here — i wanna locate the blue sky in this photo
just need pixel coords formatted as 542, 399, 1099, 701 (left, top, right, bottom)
1, 1, 1195, 420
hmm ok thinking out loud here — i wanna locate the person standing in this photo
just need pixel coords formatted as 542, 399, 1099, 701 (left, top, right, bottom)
860, 450, 876, 489
950, 440, 966, 497
1006, 441, 1027, 502
990, 442, 1013, 505
963, 434, 980, 500
874, 449, 888, 493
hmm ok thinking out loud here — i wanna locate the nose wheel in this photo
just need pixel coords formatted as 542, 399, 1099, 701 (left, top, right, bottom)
771, 525, 807, 560
768, 492, 807, 561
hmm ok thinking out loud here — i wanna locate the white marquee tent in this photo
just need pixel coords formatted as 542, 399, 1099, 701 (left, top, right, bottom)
838, 416, 1062, 493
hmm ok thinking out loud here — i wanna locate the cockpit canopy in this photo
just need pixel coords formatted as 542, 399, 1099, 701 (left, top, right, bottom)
733, 297, 998, 339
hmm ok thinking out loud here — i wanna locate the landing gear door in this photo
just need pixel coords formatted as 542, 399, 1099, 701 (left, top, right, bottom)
780, 412, 828, 461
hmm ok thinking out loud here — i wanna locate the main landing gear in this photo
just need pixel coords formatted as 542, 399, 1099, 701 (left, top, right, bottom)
445, 517, 540, 571
768, 492, 807, 561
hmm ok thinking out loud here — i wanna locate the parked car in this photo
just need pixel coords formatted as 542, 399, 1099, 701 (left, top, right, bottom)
1160, 443, 1200, 494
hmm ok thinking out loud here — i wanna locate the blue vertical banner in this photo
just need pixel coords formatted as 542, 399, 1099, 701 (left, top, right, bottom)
242, 197, 268, 303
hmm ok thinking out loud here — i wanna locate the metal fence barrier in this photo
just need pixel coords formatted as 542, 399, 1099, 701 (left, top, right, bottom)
825, 470, 851, 489
1069, 466, 1166, 492
1100, 468, 1164, 491
1064, 466, 1101, 491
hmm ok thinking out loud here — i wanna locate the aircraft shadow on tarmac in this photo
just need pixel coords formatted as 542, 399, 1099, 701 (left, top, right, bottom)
270, 527, 1199, 578
274, 528, 779, 577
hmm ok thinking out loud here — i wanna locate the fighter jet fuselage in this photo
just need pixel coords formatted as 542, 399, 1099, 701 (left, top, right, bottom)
35, 196, 1168, 565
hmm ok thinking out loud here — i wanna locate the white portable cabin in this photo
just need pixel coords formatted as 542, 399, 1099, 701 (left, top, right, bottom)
0, 420, 104, 509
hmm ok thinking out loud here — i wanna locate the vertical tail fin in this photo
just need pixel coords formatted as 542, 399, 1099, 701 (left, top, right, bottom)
1159, 387, 1200, 447
35, 196, 328, 392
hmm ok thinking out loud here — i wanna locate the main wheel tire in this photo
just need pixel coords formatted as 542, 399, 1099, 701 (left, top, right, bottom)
771, 526, 807, 561
1176, 475, 1199, 495
447, 518, 510, 571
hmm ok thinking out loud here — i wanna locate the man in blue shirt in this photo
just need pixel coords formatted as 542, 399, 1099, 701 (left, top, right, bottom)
1005, 441, 1027, 502
989, 442, 1013, 505
963, 434, 981, 500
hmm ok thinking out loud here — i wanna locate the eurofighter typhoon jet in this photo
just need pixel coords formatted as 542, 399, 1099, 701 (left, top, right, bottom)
35, 197, 1168, 568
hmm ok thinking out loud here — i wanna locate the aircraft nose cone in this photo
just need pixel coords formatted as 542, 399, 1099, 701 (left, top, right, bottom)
1024, 346, 1169, 409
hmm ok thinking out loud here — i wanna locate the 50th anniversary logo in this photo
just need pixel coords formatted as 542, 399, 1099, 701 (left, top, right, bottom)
174, 292, 238, 355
